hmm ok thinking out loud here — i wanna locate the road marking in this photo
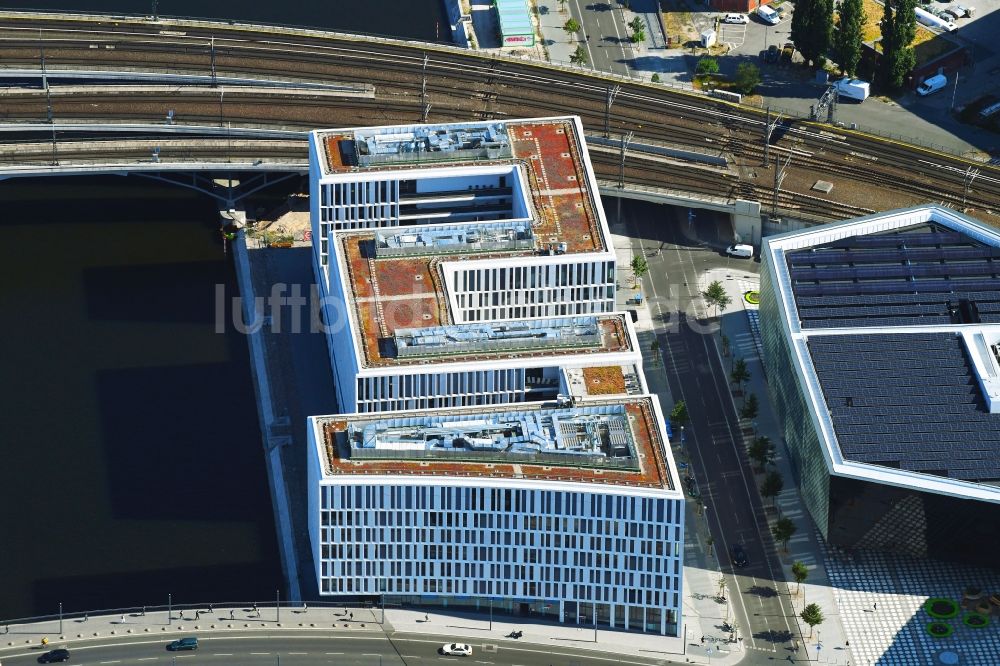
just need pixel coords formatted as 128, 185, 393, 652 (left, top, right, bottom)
289, 652, 308, 655
213, 654, 234, 657
137, 659, 157, 662
326, 652, 345, 655
250, 652, 271, 655
100, 662, 122, 664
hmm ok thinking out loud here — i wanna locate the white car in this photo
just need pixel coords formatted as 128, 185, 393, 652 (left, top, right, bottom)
441, 644, 473, 656
723, 13, 749, 24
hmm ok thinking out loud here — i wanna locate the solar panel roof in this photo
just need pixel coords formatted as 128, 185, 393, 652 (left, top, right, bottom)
786, 222, 1000, 328
809, 333, 1000, 482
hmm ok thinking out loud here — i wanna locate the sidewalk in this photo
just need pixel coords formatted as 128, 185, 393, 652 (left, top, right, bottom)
711, 271, 854, 666
1, 604, 383, 649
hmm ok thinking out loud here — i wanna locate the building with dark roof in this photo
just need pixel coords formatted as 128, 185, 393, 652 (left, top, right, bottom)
760, 205, 1000, 566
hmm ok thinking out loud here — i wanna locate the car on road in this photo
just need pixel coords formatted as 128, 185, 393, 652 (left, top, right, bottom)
38, 649, 71, 663
731, 544, 750, 568
723, 13, 749, 24
441, 643, 473, 656
765, 44, 780, 63
167, 637, 199, 651
780, 42, 795, 64
726, 243, 754, 258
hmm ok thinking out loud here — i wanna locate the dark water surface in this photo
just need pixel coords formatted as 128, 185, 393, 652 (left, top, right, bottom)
0, 0, 448, 41
0, 177, 281, 620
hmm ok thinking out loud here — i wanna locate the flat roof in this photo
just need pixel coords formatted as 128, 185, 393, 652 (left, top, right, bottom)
764, 205, 1000, 500
313, 396, 676, 491
786, 221, 1000, 329
809, 332, 1000, 483
320, 118, 605, 254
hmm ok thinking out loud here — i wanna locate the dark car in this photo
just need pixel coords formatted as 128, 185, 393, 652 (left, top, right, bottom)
38, 649, 71, 663
765, 44, 780, 63
731, 544, 749, 568
167, 637, 199, 651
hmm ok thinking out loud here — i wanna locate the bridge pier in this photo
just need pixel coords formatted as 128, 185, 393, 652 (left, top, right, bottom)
731, 199, 763, 247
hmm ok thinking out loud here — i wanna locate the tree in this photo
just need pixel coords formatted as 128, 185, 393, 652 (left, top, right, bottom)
835, 0, 866, 77
670, 400, 689, 427
760, 470, 784, 505
740, 392, 759, 421
791, 0, 834, 68
731, 357, 750, 392
631, 255, 649, 286
792, 561, 809, 595
563, 18, 581, 38
721, 333, 731, 358
800, 603, 825, 638
650, 337, 661, 366
772, 516, 797, 552
733, 62, 762, 95
880, 0, 917, 89
748, 435, 773, 470
558, 0, 568, 10
651, 73, 661, 83
629, 16, 646, 43
570, 45, 588, 65
696, 57, 719, 76
702, 280, 731, 316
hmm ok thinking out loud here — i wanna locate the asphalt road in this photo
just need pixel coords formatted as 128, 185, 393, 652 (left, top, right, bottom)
570, 0, 632, 77
0, 631, 697, 666
618, 198, 800, 658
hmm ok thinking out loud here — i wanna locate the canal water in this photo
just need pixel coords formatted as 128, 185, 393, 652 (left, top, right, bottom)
0, 0, 445, 621
0, 177, 281, 619
0, 0, 448, 41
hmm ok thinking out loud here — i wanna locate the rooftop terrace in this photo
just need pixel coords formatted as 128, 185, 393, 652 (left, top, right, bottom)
324, 119, 605, 256
317, 397, 675, 490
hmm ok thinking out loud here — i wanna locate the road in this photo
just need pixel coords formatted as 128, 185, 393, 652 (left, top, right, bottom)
569, 1, 632, 77
0, 631, 698, 666
619, 198, 799, 658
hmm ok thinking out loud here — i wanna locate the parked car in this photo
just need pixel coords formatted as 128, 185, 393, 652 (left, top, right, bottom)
916, 73, 948, 96
167, 637, 199, 651
756, 5, 781, 24
765, 44, 780, 63
441, 643, 473, 656
38, 650, 71, 664
731, 544, 750, 568
723, 13, 749, 24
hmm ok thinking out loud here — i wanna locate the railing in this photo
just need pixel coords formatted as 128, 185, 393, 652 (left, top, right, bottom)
350, 446, 640, 470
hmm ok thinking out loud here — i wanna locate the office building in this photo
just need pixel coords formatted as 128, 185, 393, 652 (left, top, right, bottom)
308, 117, 644, 413
760, 205, 1000, 566
307, 395, 685, 634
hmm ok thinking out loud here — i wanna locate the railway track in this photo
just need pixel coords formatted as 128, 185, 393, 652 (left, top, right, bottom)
0, 14, 997, 221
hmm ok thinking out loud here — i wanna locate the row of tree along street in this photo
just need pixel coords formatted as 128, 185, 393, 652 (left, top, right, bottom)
793, 0, 918, 89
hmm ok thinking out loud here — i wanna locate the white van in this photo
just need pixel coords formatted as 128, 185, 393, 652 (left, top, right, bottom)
916, 74, 948, 96
726, 244, 754, 258
756, 5, 781, 25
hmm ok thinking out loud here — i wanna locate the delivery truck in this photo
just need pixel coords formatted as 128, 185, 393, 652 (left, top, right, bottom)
835, 78, 871, 102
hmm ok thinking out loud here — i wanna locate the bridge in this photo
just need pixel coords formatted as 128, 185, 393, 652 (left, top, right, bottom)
0, 10, 997, 240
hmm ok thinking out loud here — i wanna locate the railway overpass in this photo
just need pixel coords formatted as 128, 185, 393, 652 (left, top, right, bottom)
0, 10, 996, 240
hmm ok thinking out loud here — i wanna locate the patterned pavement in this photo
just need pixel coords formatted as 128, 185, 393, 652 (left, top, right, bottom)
825, 546, 1000, 665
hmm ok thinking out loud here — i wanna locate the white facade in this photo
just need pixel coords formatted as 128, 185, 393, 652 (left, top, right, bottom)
307, 399, 685, 635
309, 117, 640, 414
